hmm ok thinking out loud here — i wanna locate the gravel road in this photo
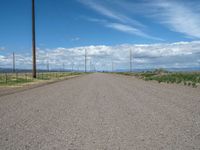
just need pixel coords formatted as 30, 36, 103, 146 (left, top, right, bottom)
0, 73, 200, 150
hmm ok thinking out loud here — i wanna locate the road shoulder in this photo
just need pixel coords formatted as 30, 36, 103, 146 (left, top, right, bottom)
0, 75, 82, 97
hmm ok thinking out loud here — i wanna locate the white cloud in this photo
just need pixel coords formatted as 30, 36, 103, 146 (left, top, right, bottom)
87, 18, 163, 41
78, 0, 143, 27
153, 0, 200, 39
0, 41, 199, 70
98, 0, 200, 39
118, 0, 200, 39
105, 23, 163, 41
79, 0, 162, 40
71, 37, 80, 42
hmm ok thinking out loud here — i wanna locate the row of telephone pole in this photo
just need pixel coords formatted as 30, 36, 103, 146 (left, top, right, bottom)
30, 0, 133, 77
10, 48, 133, 73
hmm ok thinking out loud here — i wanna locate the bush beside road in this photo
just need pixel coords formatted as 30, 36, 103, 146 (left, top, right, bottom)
116, 69, 200, 88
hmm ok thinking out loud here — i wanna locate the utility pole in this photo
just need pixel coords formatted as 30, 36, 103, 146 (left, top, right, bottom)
46, 53, 49, 72
32, 0, 37, 78
85, 49, 87, 72
90, 60, 92, 72
130, 49, 132, 72
47, 63, 49, 72
63, 63, 65, 72
77, 63, 80, 72
112, 61, 114, 72
71, 62, 74, 72
12, 52, 15, 73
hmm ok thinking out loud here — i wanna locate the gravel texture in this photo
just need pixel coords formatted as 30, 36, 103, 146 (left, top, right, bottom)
0, 73, 200, 150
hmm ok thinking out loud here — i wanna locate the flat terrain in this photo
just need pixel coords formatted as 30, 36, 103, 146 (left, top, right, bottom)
0, 74, 81, 97
0, 73, 200, 149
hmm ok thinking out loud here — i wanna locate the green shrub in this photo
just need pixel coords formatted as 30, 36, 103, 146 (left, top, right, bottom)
192, 82, 197, 88
134, 71, 200, 88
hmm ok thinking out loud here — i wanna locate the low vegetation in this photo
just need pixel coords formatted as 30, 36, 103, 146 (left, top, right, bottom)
0, 72, 85, 86
117, 69, 200, 88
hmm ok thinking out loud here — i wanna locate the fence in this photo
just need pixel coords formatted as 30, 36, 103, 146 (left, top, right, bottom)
0, 71, 81, 86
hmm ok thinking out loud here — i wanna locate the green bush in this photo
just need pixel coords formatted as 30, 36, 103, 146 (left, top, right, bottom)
135, 71, 200, 88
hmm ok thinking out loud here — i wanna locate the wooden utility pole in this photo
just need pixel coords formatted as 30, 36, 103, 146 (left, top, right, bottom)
90, 60, 92, 72
62, 63, 65, 72
32, 0, 37, 78
85, 49, 87, 72
77, 63, 80, 72
47, 55, 49, 72
112, 61, 114, 72
12, 52, 15, 73
130, 49, 132, 72
47, 62, 49, 72
71, 63, 74, 72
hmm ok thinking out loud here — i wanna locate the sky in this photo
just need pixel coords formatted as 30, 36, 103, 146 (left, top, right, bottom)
0, 0, 200, 71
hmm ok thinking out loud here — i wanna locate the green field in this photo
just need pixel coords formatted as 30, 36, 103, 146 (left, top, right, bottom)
117, 69, 200, 88
0, 72, 85, 86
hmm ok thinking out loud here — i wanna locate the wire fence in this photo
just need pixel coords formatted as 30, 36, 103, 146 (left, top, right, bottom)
0, 71, 82, 86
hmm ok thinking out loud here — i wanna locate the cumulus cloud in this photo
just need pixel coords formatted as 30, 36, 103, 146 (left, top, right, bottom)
0, 41, 199, 71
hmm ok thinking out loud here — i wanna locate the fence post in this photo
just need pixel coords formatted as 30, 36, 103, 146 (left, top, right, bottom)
26, 73, 28, 81
5, 73, 8, 84
16, 72, 18, 83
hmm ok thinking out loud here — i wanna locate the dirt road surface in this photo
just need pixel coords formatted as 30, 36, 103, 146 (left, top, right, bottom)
0, 73, 200, 149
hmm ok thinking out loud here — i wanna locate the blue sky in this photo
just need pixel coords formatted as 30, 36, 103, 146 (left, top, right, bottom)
0, 0, 200, 70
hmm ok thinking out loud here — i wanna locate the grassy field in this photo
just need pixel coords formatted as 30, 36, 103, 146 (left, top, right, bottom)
116, 69, 200, 88
0, 72, 85, 86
